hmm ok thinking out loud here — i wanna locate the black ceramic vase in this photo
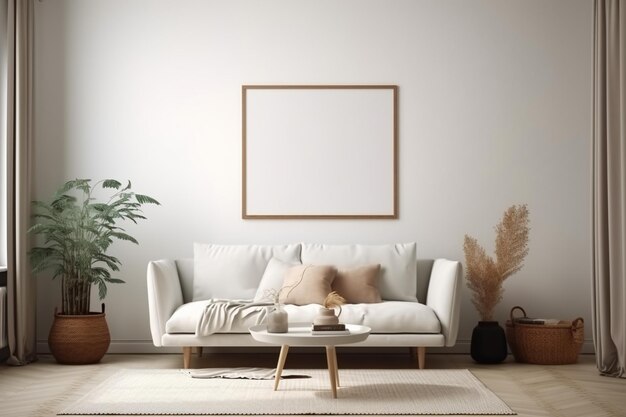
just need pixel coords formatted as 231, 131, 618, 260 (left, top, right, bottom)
470, 321, 508, 364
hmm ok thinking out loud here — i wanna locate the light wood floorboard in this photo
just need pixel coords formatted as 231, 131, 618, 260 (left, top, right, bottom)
0, 353, 624, 417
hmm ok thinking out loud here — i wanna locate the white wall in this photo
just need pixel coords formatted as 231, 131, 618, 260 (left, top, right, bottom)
33, 0, 593, 353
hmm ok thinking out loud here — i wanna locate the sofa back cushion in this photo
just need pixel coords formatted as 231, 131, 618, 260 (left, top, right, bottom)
193, 243, 301, 301
300, 243, 417, 301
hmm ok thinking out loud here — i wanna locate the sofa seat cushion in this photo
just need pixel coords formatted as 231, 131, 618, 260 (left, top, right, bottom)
165, 301, 441, 334
166, 300, 213, 334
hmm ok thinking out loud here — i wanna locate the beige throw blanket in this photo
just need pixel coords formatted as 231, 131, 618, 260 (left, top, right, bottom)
195, 299, 271, 336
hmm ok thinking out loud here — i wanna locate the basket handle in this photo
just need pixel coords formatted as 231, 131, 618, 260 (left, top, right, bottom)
571, 317, 584, 344
509, 306, 527, 325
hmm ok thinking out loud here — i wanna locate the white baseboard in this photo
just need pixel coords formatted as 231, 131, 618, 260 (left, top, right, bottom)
436, 339, 595, 354
37, 340, 182, 354
37, 339, 596, 355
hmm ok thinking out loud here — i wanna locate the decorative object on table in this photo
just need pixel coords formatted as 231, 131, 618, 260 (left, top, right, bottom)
313, 291, 346, 326
506, 306, 584, 365
463, 204, 530, 364
312, 324, 346, 331
29, 179, 159, 364
263, 265, 316, 333
311, 327, 350, 335
266, 303, 288, 333
311, 320, 349, 335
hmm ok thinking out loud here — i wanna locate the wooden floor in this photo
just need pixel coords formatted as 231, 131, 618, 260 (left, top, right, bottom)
0, 352, 624, 417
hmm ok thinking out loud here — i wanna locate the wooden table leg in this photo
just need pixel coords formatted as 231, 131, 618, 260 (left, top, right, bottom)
332, 346, 340, 387
325, 346, 338, 399
274, 345, 289, 391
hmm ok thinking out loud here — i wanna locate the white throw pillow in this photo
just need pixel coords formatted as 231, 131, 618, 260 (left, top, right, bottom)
193, 243, 301, 301
300, 243, 417, 302
253, 257, 301, 302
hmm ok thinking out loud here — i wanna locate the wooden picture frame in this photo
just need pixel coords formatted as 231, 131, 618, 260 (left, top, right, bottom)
242, 85, 398, 219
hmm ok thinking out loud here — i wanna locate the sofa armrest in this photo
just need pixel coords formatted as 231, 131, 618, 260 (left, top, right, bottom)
426, 259, 462, 347
147, 260, 184, 346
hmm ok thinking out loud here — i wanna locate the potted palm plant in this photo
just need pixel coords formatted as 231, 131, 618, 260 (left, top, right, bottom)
29, 179, 159, 364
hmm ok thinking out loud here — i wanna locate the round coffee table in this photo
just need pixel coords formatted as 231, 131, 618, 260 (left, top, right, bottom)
249, 322, 370, 399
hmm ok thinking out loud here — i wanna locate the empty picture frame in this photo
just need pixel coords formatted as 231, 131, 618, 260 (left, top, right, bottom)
242, 85, 398, 219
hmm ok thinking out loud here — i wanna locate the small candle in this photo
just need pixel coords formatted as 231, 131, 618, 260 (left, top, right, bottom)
267, 308, 288, 333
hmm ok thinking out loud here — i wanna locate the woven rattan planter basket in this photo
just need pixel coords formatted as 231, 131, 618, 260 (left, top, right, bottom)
48, 304, 110, 365
505, 306, 584, 365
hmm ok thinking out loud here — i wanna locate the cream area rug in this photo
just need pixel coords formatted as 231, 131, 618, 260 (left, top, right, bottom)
59, 368, 515, 415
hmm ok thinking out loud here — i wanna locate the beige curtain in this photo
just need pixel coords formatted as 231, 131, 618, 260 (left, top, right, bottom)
1, 0, 36, 365
592, 0, 626, 378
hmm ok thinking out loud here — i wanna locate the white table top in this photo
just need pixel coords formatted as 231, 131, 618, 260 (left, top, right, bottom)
249, 322, 370, 346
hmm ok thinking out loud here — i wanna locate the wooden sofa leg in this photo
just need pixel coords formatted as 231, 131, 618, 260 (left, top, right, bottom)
183, 347, 192, 369
417, 347, 426, 369
196, 346, 203, 357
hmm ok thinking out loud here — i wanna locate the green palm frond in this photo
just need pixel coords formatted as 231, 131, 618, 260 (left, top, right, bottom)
135, 194, 160, 205
56, 178, 91, 195
50, 194, 77, 211
102, 179, 122, 189
109, 232, 139, 244
97, 280, 107, 300
93, 253, 121, 271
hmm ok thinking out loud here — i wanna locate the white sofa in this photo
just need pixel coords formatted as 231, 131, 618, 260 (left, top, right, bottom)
147, 243, 462, 369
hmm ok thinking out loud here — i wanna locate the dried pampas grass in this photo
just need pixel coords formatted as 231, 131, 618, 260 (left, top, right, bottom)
464, 204, 530, 321
323, 291, 346, 309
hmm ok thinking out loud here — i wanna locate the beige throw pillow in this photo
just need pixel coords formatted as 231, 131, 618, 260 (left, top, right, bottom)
279, 265, 337, 305
332, 264, 382, 304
